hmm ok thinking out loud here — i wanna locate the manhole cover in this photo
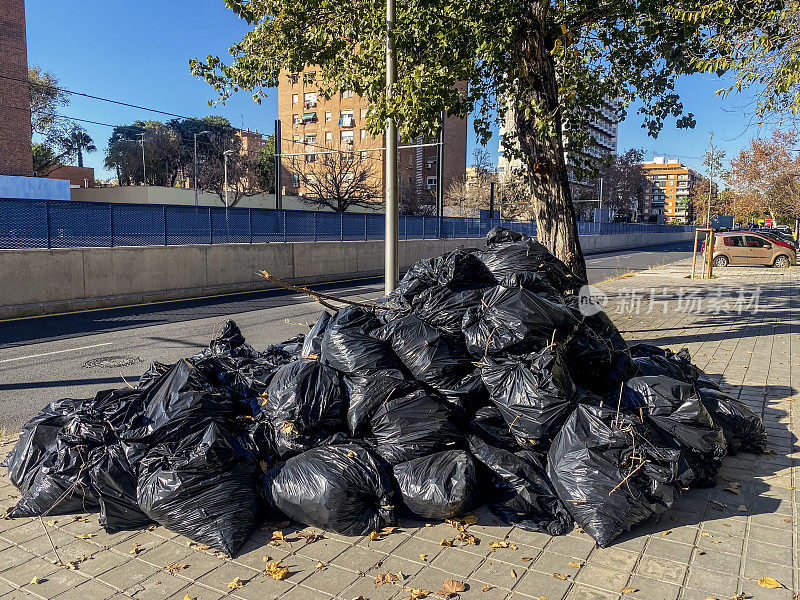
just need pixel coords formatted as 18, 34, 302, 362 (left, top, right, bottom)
84, 356, 143, 369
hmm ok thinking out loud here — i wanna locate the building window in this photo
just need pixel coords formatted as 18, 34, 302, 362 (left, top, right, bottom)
304, 133, 317, 144
303, 71, 316, 84
292, 94, 298, 104
301, 112, 317, 123
292, 135, 300, 144
361, 151, 369, 160
293, 114, 300, 125
292, 173, 299, 185
341, 130, 354, 146
360, 129, 367, 140
360, 107, 368, 119
304, 92, 317, 107
342, 89, 353, 99
325, 131, 332, 143
289, 73, 299, 84
426, 158, 437, 169
325, 110, 332, 122
426, 176, 437, 189
339, 110, 354, 127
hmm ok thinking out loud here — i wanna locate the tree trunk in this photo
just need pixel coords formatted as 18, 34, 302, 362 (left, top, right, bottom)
511, 2, 587, 281
78, 148, 83, 168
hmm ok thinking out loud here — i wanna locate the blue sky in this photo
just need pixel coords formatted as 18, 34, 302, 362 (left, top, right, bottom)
26, 0, 780, 178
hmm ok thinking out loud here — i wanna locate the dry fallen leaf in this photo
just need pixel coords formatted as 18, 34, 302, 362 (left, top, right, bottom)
75, 534, 94, 540
440, 539, 452, 547
757, 576, 785, 589
620, 587, 638, 594
297, 532, 324, 545
183, 595, 197, 600
553, 573, 570, 580
130, 543, 143, 555
271, 530, 285, 542
522, 557, 533, 561
280, 421, 299, 435
489, 541, 510, 550
482, 585, 493, 592
409, 589, 430, 599
368, 531, 383, 541
662, 530, 672, 536
226, 577, 244, 590
165, 563, 187, 575
315, 561, 326, 571
567, 561, 583, 568
382, 526, 399, 534
29, 576, 40, 585
347, 451, 357, 458
510, 569, 517, 578
455, 531, 478, 545
265, 560, 290, 581
783, 518, 792, 523
437, 578, 467, 596
374, 572, 398, 587
420, 554, 428, 561
146, 524, 158, 531
45, 519, 57, 526
462, 515, 478, 525
700, 532, 712, 537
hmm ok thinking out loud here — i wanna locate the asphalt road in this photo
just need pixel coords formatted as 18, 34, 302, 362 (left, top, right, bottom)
0, 240, 694, 430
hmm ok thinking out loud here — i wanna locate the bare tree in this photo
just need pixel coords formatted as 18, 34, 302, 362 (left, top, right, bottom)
596, 148, 648, 218
294, 151, 381, 212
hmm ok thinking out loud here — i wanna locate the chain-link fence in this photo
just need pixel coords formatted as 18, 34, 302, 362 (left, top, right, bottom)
0, 198, 693, 249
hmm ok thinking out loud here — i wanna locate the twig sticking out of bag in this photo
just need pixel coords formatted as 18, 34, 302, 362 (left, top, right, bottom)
258, 271, 391, 311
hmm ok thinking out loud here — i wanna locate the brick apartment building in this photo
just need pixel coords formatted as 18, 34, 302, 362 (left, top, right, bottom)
277, 69, 466, 209
0, 0, 34, 176
641, 157, 702, 224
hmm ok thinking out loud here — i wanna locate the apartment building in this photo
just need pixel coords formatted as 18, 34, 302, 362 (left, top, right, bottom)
497, 98, 618, 201
640, 157, 700, 224
277, 69, 466, 208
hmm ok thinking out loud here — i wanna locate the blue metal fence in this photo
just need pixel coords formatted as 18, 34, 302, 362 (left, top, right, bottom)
0, 198, 693, 250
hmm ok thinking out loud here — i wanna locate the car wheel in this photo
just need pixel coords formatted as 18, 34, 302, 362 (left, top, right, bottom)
713, 255, 729, 267
773, 255, 790, 268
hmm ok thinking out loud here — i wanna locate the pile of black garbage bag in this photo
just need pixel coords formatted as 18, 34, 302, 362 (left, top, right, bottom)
5, 227, 769, 554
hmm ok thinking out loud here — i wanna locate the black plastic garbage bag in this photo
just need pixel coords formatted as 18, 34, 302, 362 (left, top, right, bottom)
137, 422, 258, 556
261, 443, 395, 536
320, 306, 403, 374
121, 360, 235, 447
365, 389, 462, 465
468, 406, 520, 451
486, 226, 525, 246
624, 376, 726, 487
628, 344, 720, 390
343, 370, 415, 435
411, 286, 488, 336
393, 450, 478, 520
698, 388, 767, 455
547, 404, 691, 547
193, 320, 257, 361
91, 443, 152, 532
478, 237, 585, 292
498, 272, 564, 303
136, 362, 173, 391
301, 311, 332, 359
263, 359, 345, 457
468, 436, 572, 535
481, 349, 577, 446
373, 313, 482, 399
463, 286, 580, 358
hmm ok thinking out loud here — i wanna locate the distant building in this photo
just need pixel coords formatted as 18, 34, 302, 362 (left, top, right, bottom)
497, 98, 618, 204
0, 0, 34, 176
277, 69, 467, 208
640, 157, 702, 224
44, 165, 95, 188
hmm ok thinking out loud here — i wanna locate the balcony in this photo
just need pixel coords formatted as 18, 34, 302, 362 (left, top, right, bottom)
301, 112, 317, 123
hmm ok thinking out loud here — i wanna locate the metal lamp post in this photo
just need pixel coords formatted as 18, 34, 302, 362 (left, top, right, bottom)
194, 130, 212, 207
223, 150, 236, 209
384, 0, 399, 296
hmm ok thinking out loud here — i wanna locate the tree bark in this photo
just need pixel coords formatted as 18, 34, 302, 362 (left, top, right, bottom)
512, 2, 587, 281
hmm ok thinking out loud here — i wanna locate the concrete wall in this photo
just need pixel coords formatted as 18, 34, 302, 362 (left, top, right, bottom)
70, 186, 384, 213
0, 175, 70, 200
0, 230, 694, 319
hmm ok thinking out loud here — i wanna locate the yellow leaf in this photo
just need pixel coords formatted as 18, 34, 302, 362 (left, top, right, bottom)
315, 561, 326, 570
410, 589, 430, 599
347, 451, 356, 458
280, 421, 299, 435
374, 572, 398, 587
420, 554, 427, 561
621, 587, 638, 594
75, 534, 94, 540
489, 541, 510, 550
184, 595, 197, 600
482, 585, 493, 592
510, 569, 517, 578
46, 519, 57, 526
265, 561, 290, 581
165, 563, 187, 575
130, 543, 143, 555
440, 539, 452, 547
757, 577, 785, 589
226, 577, 244, 589
522, 557, 533, 561
271, 530, 285, 542
567, 561, 583, 568
368, 531, 383, 541
29, 576, 41, 585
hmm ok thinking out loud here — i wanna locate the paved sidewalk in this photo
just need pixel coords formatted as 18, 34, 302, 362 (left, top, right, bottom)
0, 259, 796, 600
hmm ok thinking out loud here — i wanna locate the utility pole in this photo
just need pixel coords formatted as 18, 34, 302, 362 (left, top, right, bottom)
436, 110, 444, 220
384, 0, 399, 295
274, 119, 282, 209
139, 132, 146, 186
194, 130, 211, 207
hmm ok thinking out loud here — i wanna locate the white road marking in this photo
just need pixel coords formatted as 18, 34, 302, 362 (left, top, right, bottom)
0, 343, 113, 364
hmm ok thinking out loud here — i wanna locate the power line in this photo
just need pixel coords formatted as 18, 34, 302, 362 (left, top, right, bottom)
0, 73, 193, 120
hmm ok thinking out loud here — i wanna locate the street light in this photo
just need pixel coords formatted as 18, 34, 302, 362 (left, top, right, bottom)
194, 130, 212, 207
223, 150, 236, 209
